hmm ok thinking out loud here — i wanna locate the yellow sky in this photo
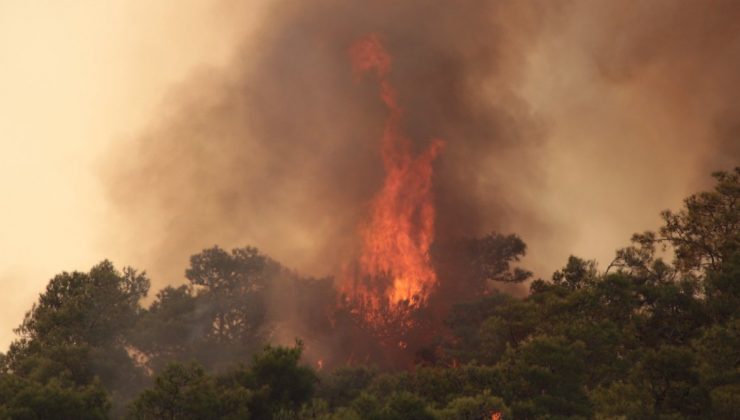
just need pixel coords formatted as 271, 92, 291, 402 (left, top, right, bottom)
0, 1, 265, 350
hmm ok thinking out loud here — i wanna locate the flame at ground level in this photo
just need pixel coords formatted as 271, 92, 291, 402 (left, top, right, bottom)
342, 34, 444, 322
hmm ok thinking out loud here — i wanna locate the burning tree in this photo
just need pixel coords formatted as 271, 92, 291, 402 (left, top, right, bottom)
340, 34, 444, 339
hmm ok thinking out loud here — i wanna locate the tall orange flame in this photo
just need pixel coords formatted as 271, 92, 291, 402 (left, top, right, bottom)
344, 34, 444, 319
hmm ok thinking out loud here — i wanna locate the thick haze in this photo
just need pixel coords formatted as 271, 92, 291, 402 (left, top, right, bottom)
0, 0, 265, 350
2, 1, 738, 350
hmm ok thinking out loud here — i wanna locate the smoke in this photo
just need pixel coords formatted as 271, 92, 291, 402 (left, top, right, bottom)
516, 0, 740, 274
104, 0, 740, 291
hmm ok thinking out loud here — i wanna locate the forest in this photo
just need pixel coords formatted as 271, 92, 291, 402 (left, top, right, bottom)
0, 167, 737, 419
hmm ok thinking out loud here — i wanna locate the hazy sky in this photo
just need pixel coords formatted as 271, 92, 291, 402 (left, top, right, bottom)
1, 1, 736, 352
0, 1, 265, 350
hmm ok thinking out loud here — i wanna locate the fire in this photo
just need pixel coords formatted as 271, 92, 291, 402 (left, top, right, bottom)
343, 34, 444, 320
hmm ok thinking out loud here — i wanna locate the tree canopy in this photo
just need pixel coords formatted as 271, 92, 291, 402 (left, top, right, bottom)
1, 167, 738, 419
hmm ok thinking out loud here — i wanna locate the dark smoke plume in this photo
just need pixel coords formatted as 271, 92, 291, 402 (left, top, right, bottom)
105, 0, 740, 291
106, 0, 549, 285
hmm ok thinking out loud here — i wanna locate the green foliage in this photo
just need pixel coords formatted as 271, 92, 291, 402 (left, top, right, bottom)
705, 249, 740, 322
0, 374, 110, 420
635, 345, 708, 417
0, 167, 737, 418
444, 293, 538, 365
590, 380, 651, 419
432, 233, 532, 312
434, 390, 510, 420
463, 233, 532, 284
552, 256, 597, 290
127, 285, 200, 372
319, 366, 378, 407
129, 246, 282, 372
129, 363, 220, 420
500, 335, 592, 418
709, 383, 740, 420
129, 342, 317, 419
331, 391, 435, 420
379, 392, 435, 420
3, 261, 149, 414
248, 341, 318, 414
185, 246, 273, 345
660, 168, 739, 273
11, 262, 148, 353
694, 319, 740, 388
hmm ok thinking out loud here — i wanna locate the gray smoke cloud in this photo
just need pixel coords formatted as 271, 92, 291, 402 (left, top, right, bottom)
104, 0, 740, 289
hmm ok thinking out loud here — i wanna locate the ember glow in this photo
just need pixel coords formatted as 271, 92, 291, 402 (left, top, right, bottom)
342, 34, 444, 318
